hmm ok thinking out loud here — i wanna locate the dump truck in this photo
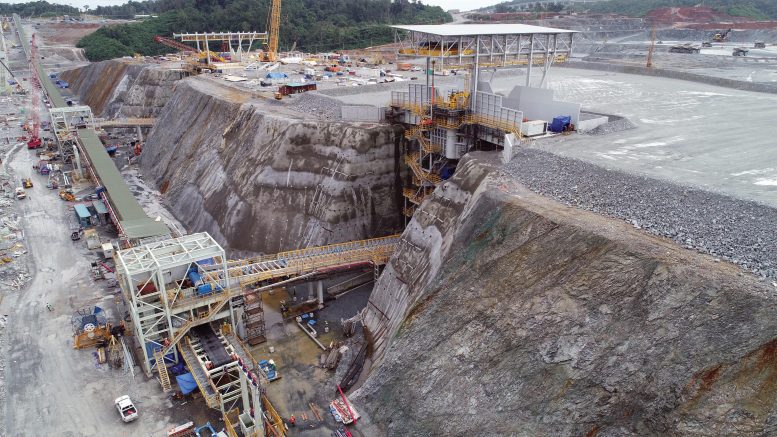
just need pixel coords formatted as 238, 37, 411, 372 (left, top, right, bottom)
14, 187, 26, 200
733, 47, 749, 57
669, 44, 700, 54
755, 41, 766, 49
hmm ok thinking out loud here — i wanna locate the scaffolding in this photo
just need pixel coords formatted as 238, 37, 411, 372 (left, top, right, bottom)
390, 23, 576, 214
118, 232, 399, 434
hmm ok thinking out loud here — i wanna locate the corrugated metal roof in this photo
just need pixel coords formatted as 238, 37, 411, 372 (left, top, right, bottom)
14, 14, 169, 241
391, 24, 577, 37
92, 200, 108, 214
74, 204, 91, 219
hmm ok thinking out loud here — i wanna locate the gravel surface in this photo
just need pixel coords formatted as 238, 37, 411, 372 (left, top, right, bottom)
584, 116, 637, 135
504, 148, 777, 280
286, 92, 343, 120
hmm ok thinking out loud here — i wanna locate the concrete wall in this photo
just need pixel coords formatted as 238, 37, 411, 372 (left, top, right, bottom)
504, 85, 582, 125
341, 105, 385, 122
562, 60, 777, 95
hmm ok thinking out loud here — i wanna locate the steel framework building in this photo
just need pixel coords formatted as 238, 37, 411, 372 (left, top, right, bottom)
390, 23, 576, 215
173, 31, 268, 62
393, 23, 575, 89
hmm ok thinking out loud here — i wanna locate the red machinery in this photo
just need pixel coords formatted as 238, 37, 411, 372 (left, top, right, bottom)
26, 33, 41, 149
153, 35, 197, 53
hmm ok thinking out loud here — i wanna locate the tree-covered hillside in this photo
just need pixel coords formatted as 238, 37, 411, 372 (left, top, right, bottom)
78, 0, 451, 61
0, 1, 79, 17
577, 0, 777, 20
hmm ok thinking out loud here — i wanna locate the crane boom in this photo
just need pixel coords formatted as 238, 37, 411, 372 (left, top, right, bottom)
267, 0, 281, 61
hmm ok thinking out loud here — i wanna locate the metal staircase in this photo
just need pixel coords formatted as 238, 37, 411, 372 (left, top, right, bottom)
154, 349, 172, 392
159, 291, 234, 358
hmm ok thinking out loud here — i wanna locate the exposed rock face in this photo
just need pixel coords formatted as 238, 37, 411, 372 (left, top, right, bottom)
60, 59, 185, 118
141, 78, 403, 254
356, 152, 777, 436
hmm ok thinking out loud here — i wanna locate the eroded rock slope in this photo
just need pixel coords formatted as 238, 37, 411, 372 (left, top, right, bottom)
141, 78, 403, 254
356, 152, 777, 436
61, 59, 184, 118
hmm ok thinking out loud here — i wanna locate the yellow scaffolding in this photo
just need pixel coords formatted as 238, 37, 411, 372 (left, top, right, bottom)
404, 152, 442, 185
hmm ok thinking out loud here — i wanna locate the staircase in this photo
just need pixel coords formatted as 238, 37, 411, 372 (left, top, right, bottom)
154, 349, 172, 392
159, 290, 234, 358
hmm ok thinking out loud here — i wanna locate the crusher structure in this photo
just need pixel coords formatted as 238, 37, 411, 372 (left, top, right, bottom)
389, 23, 576, 217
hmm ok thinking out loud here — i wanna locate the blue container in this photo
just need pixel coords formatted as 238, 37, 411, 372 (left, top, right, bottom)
550, 115, 571, 133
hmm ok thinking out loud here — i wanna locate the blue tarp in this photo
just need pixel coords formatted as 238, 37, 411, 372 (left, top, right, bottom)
145, 342, 175, 365
176, 372, 198, 395
197, 257, 215, 266
265, 72, 288, 79
550, 115, 571, 133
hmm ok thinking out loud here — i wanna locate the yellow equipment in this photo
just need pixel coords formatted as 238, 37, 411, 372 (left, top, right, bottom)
21, 178, 32, 188
197, 51, 226, 63
74, 322, 112, 349
59, 190, 75, 201
712, 28, 731, 43
264, 0, 281, 62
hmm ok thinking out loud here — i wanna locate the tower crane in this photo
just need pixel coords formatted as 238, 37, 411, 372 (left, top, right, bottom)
263, 0, 281, 62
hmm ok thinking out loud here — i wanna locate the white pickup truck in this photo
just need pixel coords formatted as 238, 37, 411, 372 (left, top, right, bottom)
115, 395, 138, 422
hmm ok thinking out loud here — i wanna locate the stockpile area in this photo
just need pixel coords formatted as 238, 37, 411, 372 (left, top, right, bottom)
504, 148, 777, 279
355, 154, 777, 436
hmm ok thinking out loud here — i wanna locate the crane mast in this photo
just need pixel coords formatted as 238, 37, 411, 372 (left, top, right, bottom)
267, 0, 281, 62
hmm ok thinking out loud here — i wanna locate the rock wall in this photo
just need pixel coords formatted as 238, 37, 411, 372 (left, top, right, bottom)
356, 152, 777, 436
60, 59, 185, 118
141, 77, 403, 254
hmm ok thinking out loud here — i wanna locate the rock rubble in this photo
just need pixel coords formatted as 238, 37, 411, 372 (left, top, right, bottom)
504, 148, 777, 279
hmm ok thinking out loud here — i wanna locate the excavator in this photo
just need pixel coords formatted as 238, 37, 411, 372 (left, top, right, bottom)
712, 28, 732, 43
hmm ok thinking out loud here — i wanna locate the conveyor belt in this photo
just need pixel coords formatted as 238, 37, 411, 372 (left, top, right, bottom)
191, 325, 233, 368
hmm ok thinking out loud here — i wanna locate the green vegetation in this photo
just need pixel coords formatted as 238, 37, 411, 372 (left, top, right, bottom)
77, 0, 451, 61
576, 0, 777, 20
0, 1, 79, 17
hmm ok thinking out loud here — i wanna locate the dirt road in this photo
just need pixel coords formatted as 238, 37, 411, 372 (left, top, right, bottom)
1, 146, 172, 435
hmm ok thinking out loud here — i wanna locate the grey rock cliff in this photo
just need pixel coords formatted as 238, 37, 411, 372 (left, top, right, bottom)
356, 153, 777, 436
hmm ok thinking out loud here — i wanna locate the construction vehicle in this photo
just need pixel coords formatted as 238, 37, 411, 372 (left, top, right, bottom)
669, 43, 700, 54
14, 187, 26, 200
755, 41, 766, 49
21, 178, 32, 188
262, 0, 281, 62
59, 189, 75, 201
712, 28, 732, 43
733, 47, 749, 57
115, 395, 139, 423
701, 41, 712, 48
